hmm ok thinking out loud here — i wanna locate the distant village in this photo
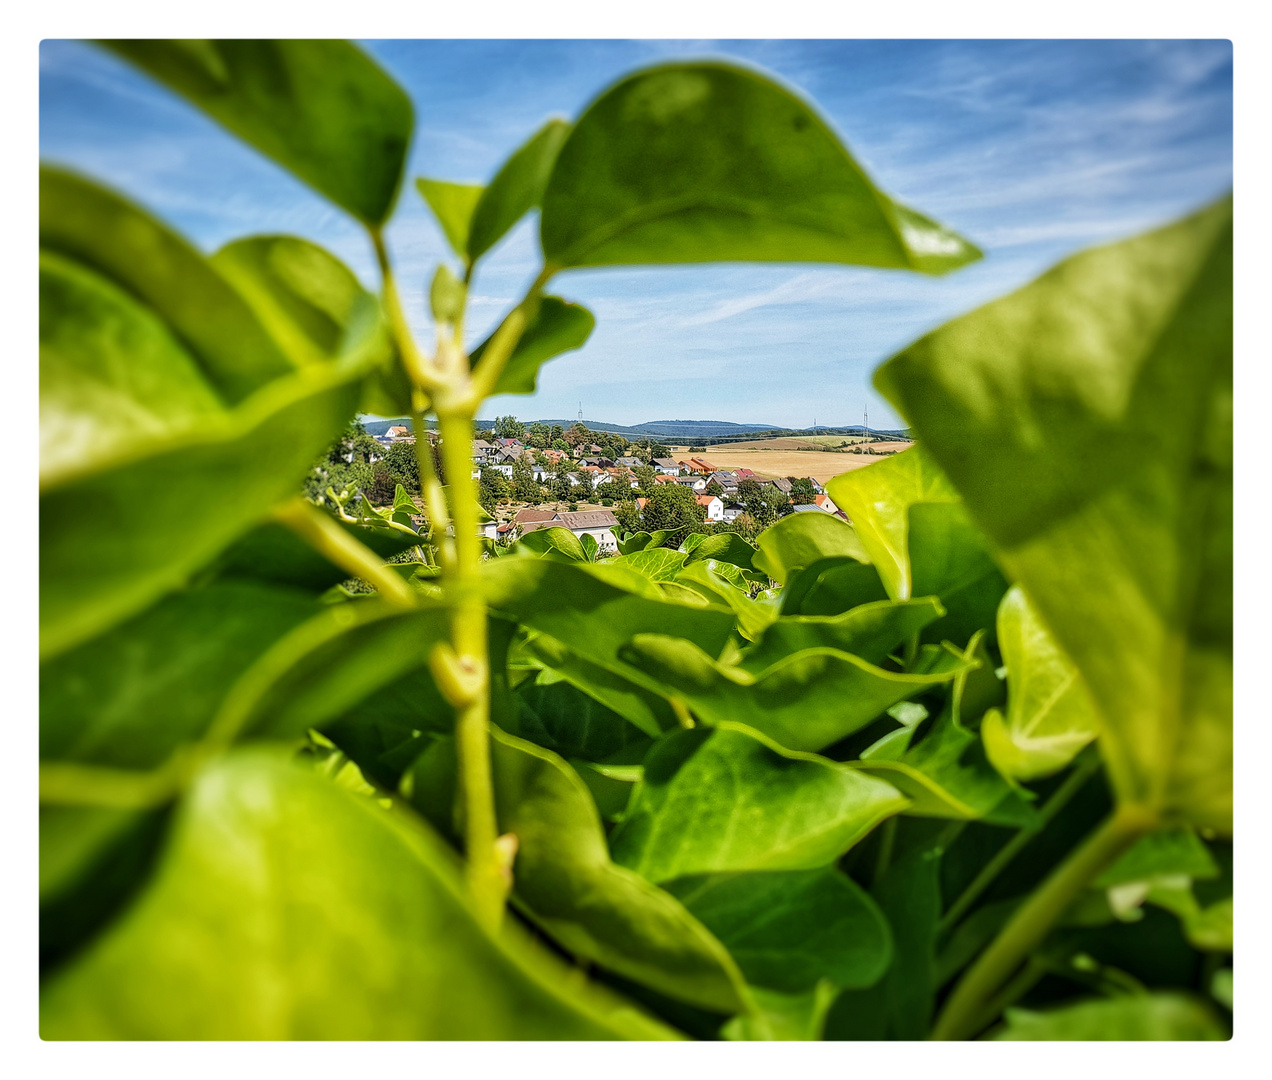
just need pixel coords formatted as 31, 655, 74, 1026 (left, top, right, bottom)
369, 418, 845, 552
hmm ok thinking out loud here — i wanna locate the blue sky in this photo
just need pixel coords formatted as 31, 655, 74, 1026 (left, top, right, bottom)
39, 39, 1232, 430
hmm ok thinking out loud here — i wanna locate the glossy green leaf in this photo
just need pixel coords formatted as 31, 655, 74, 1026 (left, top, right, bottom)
673, 561, 780, 642
617, 530, 671, 555
210, 235, 382, 369
981, 585, 1100, 783
468, 119, 571, 262
40, 167, 294, 404
779, 556, 889, 617
41, 582, 319, 770
740, 597, 944, 674
609, 547, 688, 582
753, 511, 869, 585
209, 598, 455, 744
40, 751, 675, 1039
683, 532, 759, 571
908, 502, 1009, 649
39, 250, 225, 477
213, 518, 421, 593
519, 633, 679, 739
516, 525, 589, 562
610, 724, 907, 883
1095, 828, 1218, 888
104, 40, 412, 226
722, 982, 838, 1041
490, 729, 747, 1012
619, 632, 966, 753
992, 993, 1227, 1041
666, 868, 891, 993
469, 296, 595, 396
482, 557, 737, 691
540, 62, 980, 273
854, 641, 1035, 825
825, 446, 958, 601
417, 179, 484, 260
511, 673, 653, 761
41, 359, 365, 659
876, 196, 1233, 831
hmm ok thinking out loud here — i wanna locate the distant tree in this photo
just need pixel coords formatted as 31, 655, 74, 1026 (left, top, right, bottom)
479, 467, 509, 512
551, 438, 571, 453
494, 415, 525, 439
738, 479, 789, 527
640, 483, 705, 543
510, 454, 542, 502
380, 441, 422, 495
549, 424, 564, 442
613, 500, 641, 534
368, 464, 396, 505
688, 445, 706, 453
705, 479, 724, 497
567, 501, 578, 513
549, 470, 573, 501
565, 422, 592, 448
632, 464, 656, 493
595, 480, 631, 502
789, 476, 817, 501
526, 422, 549, 449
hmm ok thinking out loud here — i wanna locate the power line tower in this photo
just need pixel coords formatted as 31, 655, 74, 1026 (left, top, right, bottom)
863, 404, 869, 442
577, 401, 583, 425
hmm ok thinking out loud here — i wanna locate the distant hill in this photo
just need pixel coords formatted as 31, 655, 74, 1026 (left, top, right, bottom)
359, 416, 909, 441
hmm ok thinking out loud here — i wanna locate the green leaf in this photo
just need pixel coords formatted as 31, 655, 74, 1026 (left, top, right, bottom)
511, 673, 653, 762
40, 167, 294, 404
213, 518, 421, 593
665, 868, 891, 993
39, 249, 226, 478
779, 556, 889, 616
619, 632, 966, 753
469, 296, 596, 396
875, 196, 1233, 831
104, 40, 412, 227
740, 597, 944, 674
825, 446, 958, 601
519, 633, 679, 740
908, 502, 1009, 649
721, 982, 838, 1041
618, 530, 671, 555
682, 532, 759, 571
490, 729, 747, 1012
207, 598, 455, 745
40, 581, 319, 770
516, 526, 588, 562
417, 179, 485, 260
992, 993, 1227, 1041
468, 119, 571, 263
981, 586, 1100, 783
753, 511, 869, 585
40, 750, 676, 1039
673, 561, 780, 642
540, 62, 980, 273
210, 235, 379, 369
609, 547, 689, 582
481, 557, 738, 692
1095, 828, 1219, 888
609, 723, 907, 883
41, 361, 365, 659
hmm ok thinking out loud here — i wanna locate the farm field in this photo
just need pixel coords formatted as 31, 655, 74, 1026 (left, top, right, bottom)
684, 443, 914, 484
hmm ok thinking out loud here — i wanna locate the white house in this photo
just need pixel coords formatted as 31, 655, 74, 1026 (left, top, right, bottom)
696, 494, 725, 522
652, 458, 681, 475
521, 509, 620, 551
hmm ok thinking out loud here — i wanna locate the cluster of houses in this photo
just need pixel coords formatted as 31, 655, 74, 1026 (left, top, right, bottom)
370, 425, 846, 549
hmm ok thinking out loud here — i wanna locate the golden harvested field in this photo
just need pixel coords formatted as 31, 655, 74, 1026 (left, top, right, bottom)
690, 443, 914, 484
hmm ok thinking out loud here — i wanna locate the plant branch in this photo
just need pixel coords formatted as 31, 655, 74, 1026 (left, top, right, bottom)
40, 755, 194, 809
371, 229, 444, 394
931, 801, 1158, 1041
939, 752, 1102, 933
275, 498, 417, 608
438, 408, 505, 928
412, 397, 452, 568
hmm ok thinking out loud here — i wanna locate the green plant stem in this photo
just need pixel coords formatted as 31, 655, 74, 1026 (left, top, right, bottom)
939, 753, 1101, 933
438, 407, 504, 928
871, 817, 898, 887
931, 801, 1158, 1041
411, 399, 452, 565
372, 229, 443, 394
274, 498, 416, 607
39, 756, 193, 809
